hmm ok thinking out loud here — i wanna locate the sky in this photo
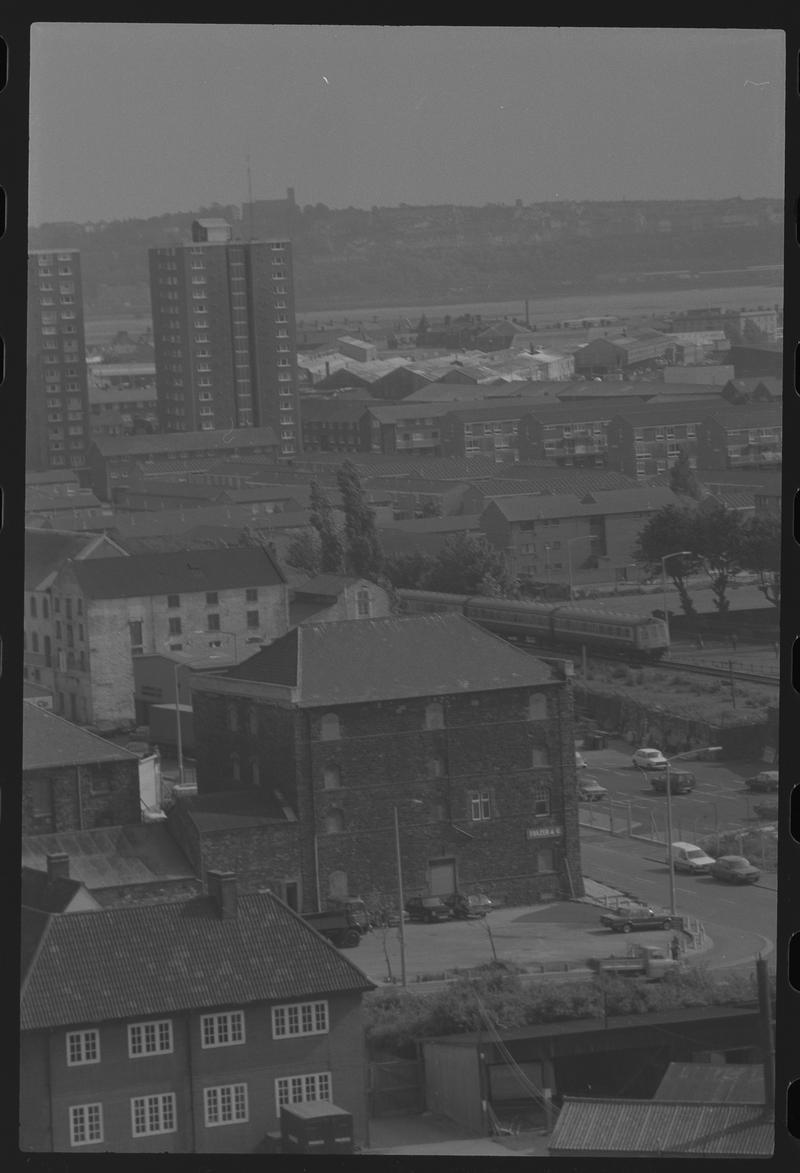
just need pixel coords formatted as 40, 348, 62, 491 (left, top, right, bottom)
28, 24, 786, 225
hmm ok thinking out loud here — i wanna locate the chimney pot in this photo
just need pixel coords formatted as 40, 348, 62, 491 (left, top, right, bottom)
46, 852, 70, 882
207, 870, 238, 919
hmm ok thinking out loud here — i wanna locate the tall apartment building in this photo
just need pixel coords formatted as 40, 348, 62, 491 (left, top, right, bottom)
149, 220, 300, 455
27, 250, 91, 472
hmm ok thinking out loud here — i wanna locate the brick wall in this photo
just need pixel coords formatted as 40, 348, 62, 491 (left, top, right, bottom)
22, 758, 142, 835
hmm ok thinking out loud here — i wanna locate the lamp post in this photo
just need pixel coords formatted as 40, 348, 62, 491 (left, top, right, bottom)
661, 746, 722, 917
393, 799, 423, 988
660, 551, 692, 653
567, 535, 596, 601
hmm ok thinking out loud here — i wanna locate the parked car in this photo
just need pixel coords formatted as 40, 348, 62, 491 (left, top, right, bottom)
405, 895, 452, 923
325, 897, 372, 932
744, 771, 779, 793
575, 751, 588, 769
709, 855, 760, 884
578, 777, 608, 801
752, 800, 779, 821
600, 906, 674, 933
650, 769, 695, 795
444, 892, 493, 919
669, 841, 715, 874
632, 748, 668, 770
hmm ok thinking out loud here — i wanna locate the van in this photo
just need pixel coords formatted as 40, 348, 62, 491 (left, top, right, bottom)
670, 841, 714, 874
651, 769, 695, 794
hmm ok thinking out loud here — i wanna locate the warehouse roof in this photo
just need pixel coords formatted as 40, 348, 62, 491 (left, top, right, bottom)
21, 889, 374, 1030
219, 612, 556, 705
23, 703, 140, 771
68, 545, 285, 598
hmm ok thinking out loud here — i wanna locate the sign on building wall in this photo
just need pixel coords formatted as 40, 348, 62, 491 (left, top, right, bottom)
525, 825, 563, 840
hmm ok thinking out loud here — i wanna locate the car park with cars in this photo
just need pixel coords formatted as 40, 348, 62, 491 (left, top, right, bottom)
744, 771, 779, 793
578, 777, 608, 801
650, 769, 696, 795
600, 905, 674, 933
709, 855, 760, 884
443, 892, 493, 919
405, 895, 452, 923
669, 841, 715, 874
632, 748, 668, 770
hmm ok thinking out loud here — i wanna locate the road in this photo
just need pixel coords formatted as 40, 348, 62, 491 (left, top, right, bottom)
578, 828, 777, 971
577, 740, 778, 849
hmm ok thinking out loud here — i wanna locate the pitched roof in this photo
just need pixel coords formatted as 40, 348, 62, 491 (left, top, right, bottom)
23, 703, 141, 770
21, 825, 196, 890
655, 1063, 765, 1104
702, 406, 782, 428
294, 574, 363, 598
606, 398, 725, 424
24, 529, 121, 590
488, 486, 678, 522
92, 426, 279, 458
548, 1098, 772, 1157
20, 890, 374, 1030
67, 546, 286, 599
219, 613, 556, 705
299, 399, 371, 424
21, 868, 89, 913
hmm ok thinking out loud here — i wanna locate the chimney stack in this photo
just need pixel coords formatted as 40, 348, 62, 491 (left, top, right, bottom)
46, 852, 70, 882
207, 870, 238, 919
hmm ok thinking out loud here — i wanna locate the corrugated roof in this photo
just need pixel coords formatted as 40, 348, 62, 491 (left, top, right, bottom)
21, 889, 374, 1030
92, 427, 278, 457
219, 613, 555, 705
69, 546, 285, 599
655, 1063, 765, 1104
548, 1098, 772, 1156
21, 824, 196, 890
23, 703, 141, 770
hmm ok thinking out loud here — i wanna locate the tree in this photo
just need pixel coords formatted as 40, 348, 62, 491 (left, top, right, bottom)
669, 448, 702, 500
737, 513, 780, 607
632, 505, 702, 616
382, 550, 438, 590
692, 501, 745, 614
309, 480, 344, 573
336, 461, 383, 579
285, 530, 321, 576
422, 533, 516, 597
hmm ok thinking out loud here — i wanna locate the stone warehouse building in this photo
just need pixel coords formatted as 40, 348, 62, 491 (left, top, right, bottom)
46, 547, 290, 729
185, 613, 582, 910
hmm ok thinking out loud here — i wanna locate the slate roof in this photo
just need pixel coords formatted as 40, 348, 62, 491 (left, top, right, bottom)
290, 454, 501, 480
655, 1063, 765, 1104
98, 505, 316, 538
92, 426, 279, 458
471, 471, 639, 497
20, 889, 374, 1030
23, 703, 141, 771
68, 545, 286, 599
21, 868, 89, 913
488, 486, 678, 522
21, 825, 196, 890
548, 1098, 772, 1157
299, 399, 371, 424
702, 406, 782, 428
221, 612, 555, 705
607, 398, 726, 424
294, 574, 362, 598
24, 529, 116, 590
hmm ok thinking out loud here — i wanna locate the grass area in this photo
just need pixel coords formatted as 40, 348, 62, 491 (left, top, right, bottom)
580, 661, 772, 726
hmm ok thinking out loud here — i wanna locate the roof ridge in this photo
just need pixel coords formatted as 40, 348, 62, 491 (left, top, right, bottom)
24, 701, 140, 758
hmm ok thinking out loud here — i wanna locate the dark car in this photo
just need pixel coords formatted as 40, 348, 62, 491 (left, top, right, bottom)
650, 769, 695, 795
744, 771, 779, 793
709, 855, 760, 884
444, 892, 493, 919
325, 897, 372, 932
600, 906, 673, 933
405, 895, 452, 923
578, 777, 608, 801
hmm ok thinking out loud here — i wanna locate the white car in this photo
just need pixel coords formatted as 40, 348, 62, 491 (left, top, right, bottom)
575, 752, 588, 769
632, 748, 668, 770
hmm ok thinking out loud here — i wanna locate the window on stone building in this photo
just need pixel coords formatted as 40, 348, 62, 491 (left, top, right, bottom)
537, 847, 555, 873
43, 597, 50, 619
470, 791, 492, 821
129, 621, 143, 655
528, 693, 547, 720
248, 708, 258, 736
231, 753, 240, 782
427, 755, 445, 778
206, 591, 219, 605
31, 632, 39, 653
29, 595, 37, 618
227, 703, 239, 731
250, 759, 261, 787
533, 787, 550, 817
168, 617, 182, 636
320, 713, 340, 741
356, 588, 371, 617
167, 594, 180, 608
531, 745, 549, 767
246, 610, 259, 628
324, 808, 344, 834
207, 613, 221, 632
425, 701, 444, 730
323, 765, 341, 790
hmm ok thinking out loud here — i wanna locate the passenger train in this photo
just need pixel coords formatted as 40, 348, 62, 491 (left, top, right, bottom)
397, 590, 669, 660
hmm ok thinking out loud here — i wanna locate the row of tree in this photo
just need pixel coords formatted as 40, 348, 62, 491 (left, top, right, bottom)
633, 501, 780, 613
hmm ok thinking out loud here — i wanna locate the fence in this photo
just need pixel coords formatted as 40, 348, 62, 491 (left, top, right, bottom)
577, 795, 762, 853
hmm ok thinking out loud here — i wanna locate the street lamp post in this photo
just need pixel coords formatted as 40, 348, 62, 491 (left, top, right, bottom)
662, 746, 722, 918
393, 799, 423, 988
567, 535, 596, 601
660, 551, 692, 653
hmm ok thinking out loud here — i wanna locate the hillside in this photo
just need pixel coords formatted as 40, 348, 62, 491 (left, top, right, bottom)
29, 198, 783, 315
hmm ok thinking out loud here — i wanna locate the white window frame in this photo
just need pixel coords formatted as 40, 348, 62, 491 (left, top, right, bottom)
66, 1029, 100, 1066
470, 791, 492, 821
272, 1000, 329, 1039
128, 1019, 174, 1058
204, 1083, 249, 1127
69, 1103, 104, 1146
131, 1092, 177, 1136
200, 1010, 245, 1049
275, 1071, 332, 1115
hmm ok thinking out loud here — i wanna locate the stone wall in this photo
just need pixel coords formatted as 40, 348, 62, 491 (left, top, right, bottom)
22, 758, 142, 835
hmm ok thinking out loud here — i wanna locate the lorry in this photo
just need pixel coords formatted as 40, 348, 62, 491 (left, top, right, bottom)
588, 943, 680, 981
303, 907, 368, 949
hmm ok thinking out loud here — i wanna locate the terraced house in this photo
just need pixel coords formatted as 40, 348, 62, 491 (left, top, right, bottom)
20, 876, 373, 1152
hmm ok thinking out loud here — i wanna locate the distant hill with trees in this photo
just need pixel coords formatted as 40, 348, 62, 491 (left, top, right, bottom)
29, 197, 783, 315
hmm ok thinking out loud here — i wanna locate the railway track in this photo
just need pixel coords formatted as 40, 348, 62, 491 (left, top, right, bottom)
657, 658, 779, 687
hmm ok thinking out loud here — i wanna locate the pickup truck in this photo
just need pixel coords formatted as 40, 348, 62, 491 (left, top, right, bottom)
599, 906, 674, 933
588, 943, 680, 981
303, 908, 367, 949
